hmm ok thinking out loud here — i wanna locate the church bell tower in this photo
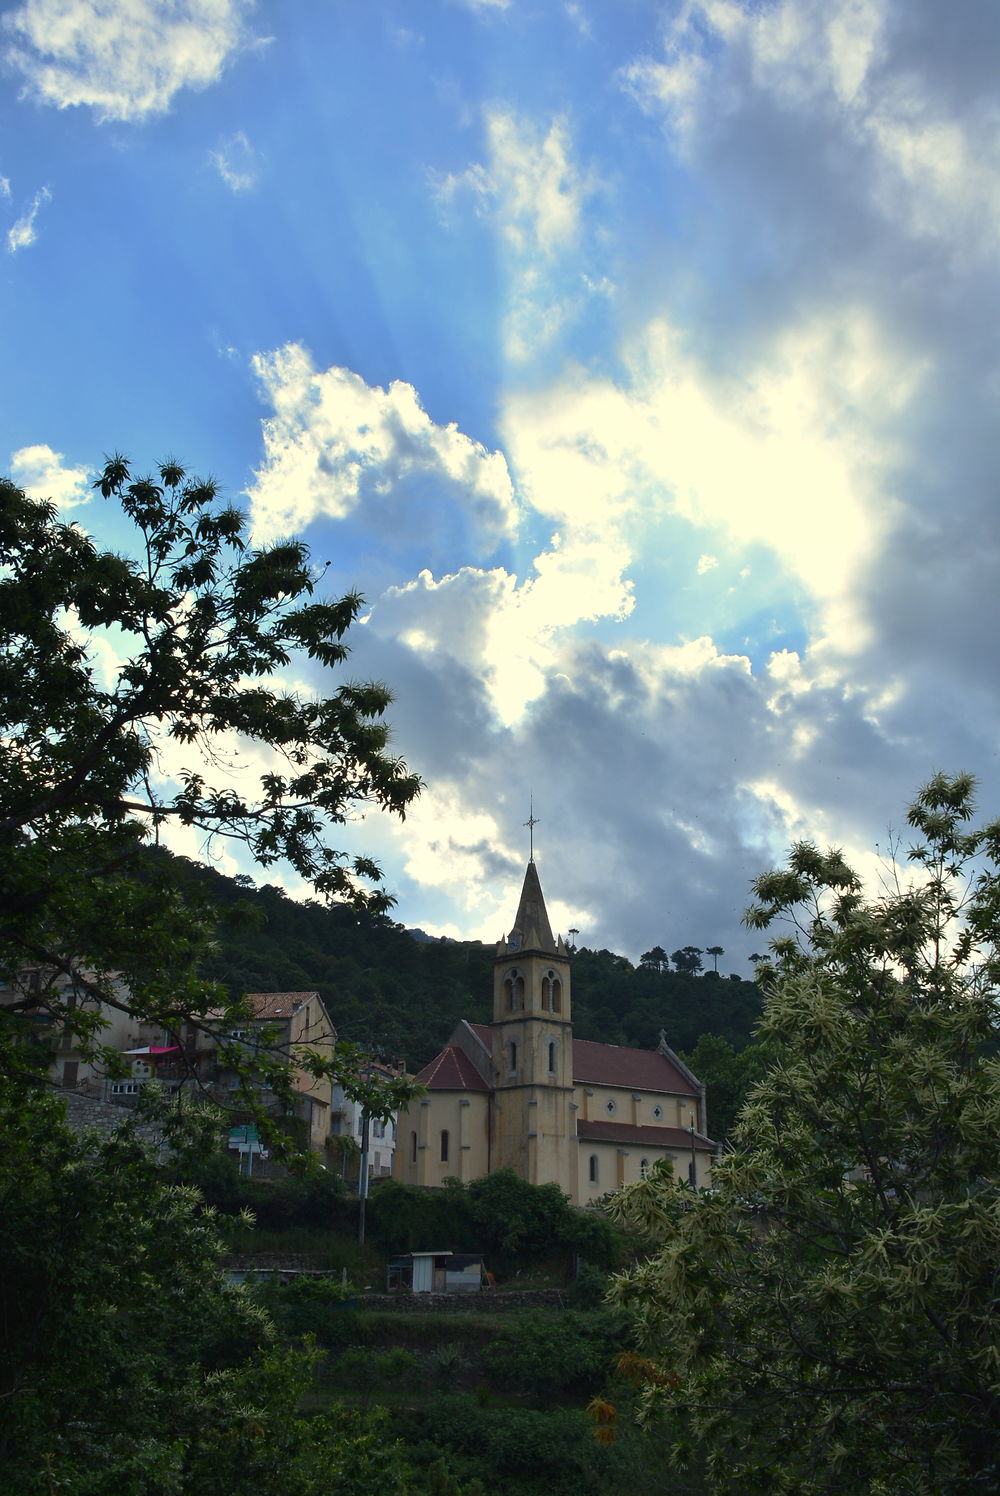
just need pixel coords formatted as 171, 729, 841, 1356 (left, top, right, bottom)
491, 857, 574, 1192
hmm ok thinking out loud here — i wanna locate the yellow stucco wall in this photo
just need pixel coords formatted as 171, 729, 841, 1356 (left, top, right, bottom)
395, 1092, 491, 1187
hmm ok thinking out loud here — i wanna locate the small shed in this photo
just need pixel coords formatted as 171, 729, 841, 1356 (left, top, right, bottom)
386, 1251, 488, 1293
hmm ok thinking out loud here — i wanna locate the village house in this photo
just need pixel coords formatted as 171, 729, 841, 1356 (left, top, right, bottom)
209, 989, 337, 1156
329, 1059, 405, 1182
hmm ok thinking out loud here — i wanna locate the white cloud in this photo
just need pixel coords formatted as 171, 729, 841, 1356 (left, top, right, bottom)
7, 185, 50, 252
372, 524, 633, 727
209, 129, 258, 192
0, 176, 10, 198
247, 343, 518, 549
4, 0, 260, 123
697, 553, 718, 574
436, 110, 584, 257
563, 3, 592, 41
10, 443, 89, 509
433, 108, 601, 362
502, 304, 916, 650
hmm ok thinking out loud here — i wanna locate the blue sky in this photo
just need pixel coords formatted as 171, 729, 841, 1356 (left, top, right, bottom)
3, 0, 1000, 974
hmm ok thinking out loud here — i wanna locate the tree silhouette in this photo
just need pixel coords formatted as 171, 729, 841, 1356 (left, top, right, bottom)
639, 946, 669, 973
671, 946, 703, 975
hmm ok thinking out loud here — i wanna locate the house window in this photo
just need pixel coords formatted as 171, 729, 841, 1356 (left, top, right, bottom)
440, 1130, 449, 1163
652, 1104, 663, 1120
411, 1131, 417, 1163
548, 1040, 556, 1074
589, 1154, 599, 1185
640, 1158, 650, 1179
508, 1040, 518, 1075
606, 1098, 617, 1115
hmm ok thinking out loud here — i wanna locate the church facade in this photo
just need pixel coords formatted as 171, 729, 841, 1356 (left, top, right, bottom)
394, 860, 715, 1205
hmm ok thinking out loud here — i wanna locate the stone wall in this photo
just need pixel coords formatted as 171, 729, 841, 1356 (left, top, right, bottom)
359, 1290, 567, 1312
59, 1090, 164, 1148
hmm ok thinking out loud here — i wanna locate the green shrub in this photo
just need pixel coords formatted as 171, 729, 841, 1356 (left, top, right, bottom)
374, 1346, 419, 1388
398, 1395, 618, 1496
566, 1260, 610, 1307
422, 1342, 470, 1391
479, 1311, 622, 1402
367, 1170, 623, 1275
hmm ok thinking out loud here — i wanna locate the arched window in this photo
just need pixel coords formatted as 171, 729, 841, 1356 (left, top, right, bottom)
547, 1040, 556, 1074
542, 971, 562, 1012
410, 1130, 417, 1163
504, 969, 525, 1012
440, 1130, 449, 1163
640, 1158, 649, 1179
589, 1154, 599, 1184
508, 1040, 518, 1075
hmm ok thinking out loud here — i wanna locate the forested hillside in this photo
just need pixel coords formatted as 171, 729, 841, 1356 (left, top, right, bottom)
141, 850, 762, 1073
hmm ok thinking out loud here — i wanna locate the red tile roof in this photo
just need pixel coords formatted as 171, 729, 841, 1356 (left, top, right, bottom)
454, 1026, 699, 1094
416, 1046, 492, 1092
243, 992, 319, 1019
577, 1118, 713, 1150
572, 1038, 697, 1096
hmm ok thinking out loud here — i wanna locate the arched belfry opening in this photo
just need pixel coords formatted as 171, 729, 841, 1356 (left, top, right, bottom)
542, 971, 562, 1013
503, 969, 525, 1012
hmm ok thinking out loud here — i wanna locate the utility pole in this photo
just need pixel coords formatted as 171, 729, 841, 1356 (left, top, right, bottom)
357, 1101, 370, 1244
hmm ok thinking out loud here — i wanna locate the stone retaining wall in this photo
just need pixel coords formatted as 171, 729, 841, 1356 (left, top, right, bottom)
359, 1290, 566, 1312
60, 1091, 164, 1148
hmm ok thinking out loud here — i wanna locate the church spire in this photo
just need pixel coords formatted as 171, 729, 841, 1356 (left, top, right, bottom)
502, 860, 558, 956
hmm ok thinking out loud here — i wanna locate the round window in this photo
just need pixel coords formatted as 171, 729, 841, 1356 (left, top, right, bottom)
606, 1099, 617, 1115
652, 1104, 663, 1119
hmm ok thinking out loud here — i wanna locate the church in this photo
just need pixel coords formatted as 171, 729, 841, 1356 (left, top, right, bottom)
394, 858, 716, 1205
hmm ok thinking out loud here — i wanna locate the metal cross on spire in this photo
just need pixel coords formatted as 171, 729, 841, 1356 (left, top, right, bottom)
524, 796, 540, 862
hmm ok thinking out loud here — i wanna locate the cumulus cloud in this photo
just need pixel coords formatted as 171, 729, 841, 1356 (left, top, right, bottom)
501, 304, 913, 657
7, 185, 50, 252
369, 530, 632, 727
247, 343, 518, 550
10, 443, 89, 509
4, 0, 260, 123
209, 129, 258, 192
